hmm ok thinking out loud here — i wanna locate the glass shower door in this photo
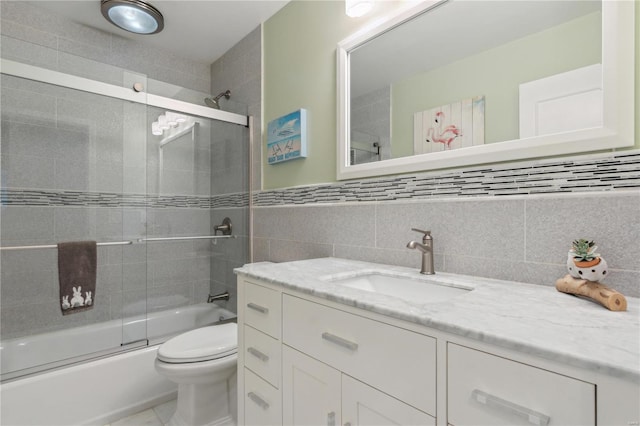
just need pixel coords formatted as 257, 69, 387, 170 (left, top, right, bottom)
144, 107, 216, 342
0, 70, 148, 379
143, 107, 249, 343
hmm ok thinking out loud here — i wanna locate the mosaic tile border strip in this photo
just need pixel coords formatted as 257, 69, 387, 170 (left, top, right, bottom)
3, 151, 639, 209
0, 190, 249, 209
253, 150, 640, 206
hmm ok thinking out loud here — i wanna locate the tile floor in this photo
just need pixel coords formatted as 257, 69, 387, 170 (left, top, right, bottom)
106, 398, 176, 426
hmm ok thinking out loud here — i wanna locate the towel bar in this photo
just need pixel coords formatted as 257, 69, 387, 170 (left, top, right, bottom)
0, 241, 133, 251
138, 235, 235, 242
1, 235, 235, 251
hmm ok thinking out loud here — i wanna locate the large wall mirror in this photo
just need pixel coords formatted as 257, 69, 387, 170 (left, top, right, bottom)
337, 0, 635, 180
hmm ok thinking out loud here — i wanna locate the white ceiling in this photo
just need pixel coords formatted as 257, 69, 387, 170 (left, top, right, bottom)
28, 0, 290, 64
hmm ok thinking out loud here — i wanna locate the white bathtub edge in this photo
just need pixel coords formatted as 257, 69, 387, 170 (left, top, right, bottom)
1, 345, 177, 426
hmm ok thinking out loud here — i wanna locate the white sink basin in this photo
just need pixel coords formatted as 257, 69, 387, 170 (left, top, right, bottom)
331, 273, 471, 303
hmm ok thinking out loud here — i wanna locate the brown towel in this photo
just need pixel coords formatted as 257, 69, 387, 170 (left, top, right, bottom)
58, 241, 97, 315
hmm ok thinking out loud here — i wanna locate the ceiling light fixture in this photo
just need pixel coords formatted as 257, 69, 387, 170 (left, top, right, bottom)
345, 0, 374, 18
101, 0, 164, 35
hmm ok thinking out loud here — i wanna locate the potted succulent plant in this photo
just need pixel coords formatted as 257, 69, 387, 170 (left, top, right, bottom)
566, 239, 608, 282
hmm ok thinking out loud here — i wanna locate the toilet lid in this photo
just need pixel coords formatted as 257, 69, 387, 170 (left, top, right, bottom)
158, 322, 237, 363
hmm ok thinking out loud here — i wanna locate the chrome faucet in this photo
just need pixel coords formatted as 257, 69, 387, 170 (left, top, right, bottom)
407, 228, 435, 275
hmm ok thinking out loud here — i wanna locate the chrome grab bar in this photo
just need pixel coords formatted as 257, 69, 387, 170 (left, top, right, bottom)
0, 235, 235, 251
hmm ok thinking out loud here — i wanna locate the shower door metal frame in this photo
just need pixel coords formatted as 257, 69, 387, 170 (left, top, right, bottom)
0, 59, 249, 127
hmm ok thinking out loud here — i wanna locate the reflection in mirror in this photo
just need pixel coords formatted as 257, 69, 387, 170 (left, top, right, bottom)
349, 0, 603, 165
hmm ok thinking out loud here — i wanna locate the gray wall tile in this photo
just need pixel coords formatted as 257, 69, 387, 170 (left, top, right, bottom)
254, 204, 376, 246
1, 207, 55, 241
1, 250, 57, 306
525, 193, 640, 270
268, 239, 333, 263
1, 154, 55, 190
252, 238, 270, 262
376, 199, 525, 260
254, 192, 640, 298
334, 244, 439, 271
0, 34, 58, 69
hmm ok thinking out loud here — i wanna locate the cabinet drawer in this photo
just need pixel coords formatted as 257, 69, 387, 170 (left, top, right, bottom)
244, 325, 281, 388
448, 344, 595, 426
244, 281, 281, 339
283, 294, 436, 415
244, 368, 282, 426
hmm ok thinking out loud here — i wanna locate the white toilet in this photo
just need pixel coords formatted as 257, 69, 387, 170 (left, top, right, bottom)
155, 322, 238, 426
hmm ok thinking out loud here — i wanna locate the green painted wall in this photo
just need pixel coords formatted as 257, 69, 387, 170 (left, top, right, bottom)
263, 2, 639, 190
391, 12, 601, 158
262, 0, 403, 189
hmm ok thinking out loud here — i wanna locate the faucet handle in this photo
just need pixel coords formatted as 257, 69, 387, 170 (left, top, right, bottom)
411, 228, 432, 243
411, 228, 431, 237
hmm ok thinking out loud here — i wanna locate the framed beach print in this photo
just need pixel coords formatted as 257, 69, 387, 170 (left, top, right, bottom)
267, 109, 308, 164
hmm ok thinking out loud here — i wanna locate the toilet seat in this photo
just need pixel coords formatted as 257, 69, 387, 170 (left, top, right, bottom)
158, 322, 237, 363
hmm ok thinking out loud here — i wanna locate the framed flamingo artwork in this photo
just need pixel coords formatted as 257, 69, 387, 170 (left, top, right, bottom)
413, 96, 485, 154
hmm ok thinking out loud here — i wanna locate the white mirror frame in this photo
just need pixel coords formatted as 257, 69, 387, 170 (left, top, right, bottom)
337, 0, 635, 181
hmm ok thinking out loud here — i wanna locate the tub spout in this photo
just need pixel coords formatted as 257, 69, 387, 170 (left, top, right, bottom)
207, 291, 230, 303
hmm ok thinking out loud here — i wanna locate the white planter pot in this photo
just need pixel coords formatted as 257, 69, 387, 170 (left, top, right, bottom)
566, 252, 609, 282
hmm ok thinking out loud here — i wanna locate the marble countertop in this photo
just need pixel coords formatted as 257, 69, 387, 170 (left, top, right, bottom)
235, 257, 640, 382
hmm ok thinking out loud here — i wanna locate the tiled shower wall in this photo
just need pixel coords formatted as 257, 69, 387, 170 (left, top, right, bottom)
208, 27, 261, 309
0, 76, 217, 339
0, 1, 210, 92
0, 3, 250, 338
253, 151, 640, 298
351, 86, 391, 162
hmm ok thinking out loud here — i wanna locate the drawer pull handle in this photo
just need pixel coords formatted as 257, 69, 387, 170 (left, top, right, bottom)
247, 391, 270, 410
472, 389, 550, 426
247, 302, 269, 314
247, 347, 270, 362
322, 332, 358, 351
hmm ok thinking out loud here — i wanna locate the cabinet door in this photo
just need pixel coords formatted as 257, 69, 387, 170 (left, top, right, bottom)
342, 375, 436, 426
283, 345, 341, 426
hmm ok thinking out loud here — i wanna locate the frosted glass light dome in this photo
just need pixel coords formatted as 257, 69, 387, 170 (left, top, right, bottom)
101, 0, 164, 35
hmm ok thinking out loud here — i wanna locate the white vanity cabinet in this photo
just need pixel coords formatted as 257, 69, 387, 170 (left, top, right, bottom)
447, 344, 595, 426
282, 294, 436, 416
283, 344, 435, 426
238, 279, 283, 426
237, 273, 639, 426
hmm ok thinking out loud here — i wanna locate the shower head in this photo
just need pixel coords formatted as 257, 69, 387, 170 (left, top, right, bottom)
204, 90, 231, 109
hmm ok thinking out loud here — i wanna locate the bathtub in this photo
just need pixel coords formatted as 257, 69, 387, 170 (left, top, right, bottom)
0, 303, 236, 426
